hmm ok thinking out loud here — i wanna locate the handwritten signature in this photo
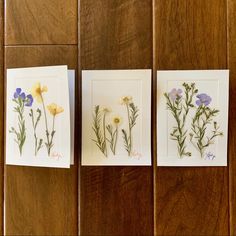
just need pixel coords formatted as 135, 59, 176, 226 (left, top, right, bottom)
50, 152, 62, 161
130, 150, 142, 159
204, 152, 215, 160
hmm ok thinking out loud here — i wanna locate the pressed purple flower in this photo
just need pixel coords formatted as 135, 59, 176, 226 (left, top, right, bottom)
14, 88, 22, 99
25, 94, 33, 107
20, 92, 26, 100
13, 88, 26, 100
168, 88, 182, 101
196, 93, 212, 106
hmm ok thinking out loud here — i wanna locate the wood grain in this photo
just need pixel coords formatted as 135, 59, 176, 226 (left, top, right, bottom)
5, 0, 77, 45
154, 0, 229, 235
80, 0, 152, 70
80, 1, 153, 235
2, 0, 234, 235
228, 0, 236, 235
4, 46, 78, 235
0, 0, 3, 234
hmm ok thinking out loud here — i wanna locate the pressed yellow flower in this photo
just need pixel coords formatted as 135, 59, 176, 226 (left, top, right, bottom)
47, 103, 64, 116
120, 96, 132, 105
113, 116, 122, 126
31, 82, 48, 103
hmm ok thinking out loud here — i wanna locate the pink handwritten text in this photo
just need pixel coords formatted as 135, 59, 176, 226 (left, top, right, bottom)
51, 152, 62, 161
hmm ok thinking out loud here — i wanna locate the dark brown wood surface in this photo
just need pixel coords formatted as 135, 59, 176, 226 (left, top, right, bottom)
154, 0, 229, 235
80, 0, 153, 235
4, 46, 78, 235
228, 0, 236, 235
5, 0, 78, 45
1, 0, 236, 235
0, 0, 3, 235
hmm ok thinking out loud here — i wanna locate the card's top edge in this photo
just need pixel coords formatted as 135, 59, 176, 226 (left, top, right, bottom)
82, 69, 152, 72
7, 65, 68, 71
157, 69, 229, 73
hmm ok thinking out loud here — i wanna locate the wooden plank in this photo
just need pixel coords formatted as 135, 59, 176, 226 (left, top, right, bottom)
80, 1, 153, 235
228, 0, 236, 234
4, 46, 78, 235
80, 0, 152, 69
154, 0, 229, 235
0, 0, 3, 234
5, 0, 77, 45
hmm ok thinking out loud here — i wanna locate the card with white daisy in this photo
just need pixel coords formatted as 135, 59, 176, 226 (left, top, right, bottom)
157, 70, 229, 166
82, 70, 151, 166
6, 65, 71, 168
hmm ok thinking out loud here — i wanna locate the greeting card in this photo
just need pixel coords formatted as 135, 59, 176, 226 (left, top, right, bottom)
6, 66, 71, 168
157, 70, 229, 166
82, 70, 151, 166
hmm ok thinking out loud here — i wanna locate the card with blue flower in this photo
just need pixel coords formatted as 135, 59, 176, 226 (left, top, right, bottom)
6, 66, 71, 168
157, 70, 229, 166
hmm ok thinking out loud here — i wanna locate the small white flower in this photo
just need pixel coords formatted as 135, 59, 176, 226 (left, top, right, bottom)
101, 107, 111, 113
120, 96, 132, 105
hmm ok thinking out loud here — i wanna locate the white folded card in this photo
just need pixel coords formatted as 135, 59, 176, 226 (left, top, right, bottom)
6, 65, 73, 168
157, 70, 229, 166
68, 70, 75, 165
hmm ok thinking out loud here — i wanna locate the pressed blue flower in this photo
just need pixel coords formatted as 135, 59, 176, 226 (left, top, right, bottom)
168, 88, 182, 101
196, 93, 212, 106
20, 92, 26, 100
25, 94, 33, 107
13, 88, 26, 100
14, 88, 22, 98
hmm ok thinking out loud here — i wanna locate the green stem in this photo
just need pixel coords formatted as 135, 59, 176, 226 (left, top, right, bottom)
41, 95, 48, 131
10, 98, 28, 156
113, 127, 118, 155
198, 107, 209, 157
52, 115, 55, 135
19, 142, 22, 156
40, 94, 50, 156
31, 111, 37, 156
48, 115, 55, 156
34, 134, 37, 156
166, 94, 189, 158
190, 137, 199, 151
18, 102, 25, 156
200, 149, 204, 158
172, 105, 184, 157
183, 86, 194, 124
103, 113, 107, 157
192, 106, 216, 158
126, 104, 132, 156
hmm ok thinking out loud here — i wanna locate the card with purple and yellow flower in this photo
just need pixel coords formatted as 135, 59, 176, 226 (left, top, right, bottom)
6, 66, 71, 168
157, 70, 229, 166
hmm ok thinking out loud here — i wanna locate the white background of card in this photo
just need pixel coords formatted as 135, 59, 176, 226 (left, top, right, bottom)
82, 70, 151, 166
6, 66, 71, 168
157, 70, 229, 166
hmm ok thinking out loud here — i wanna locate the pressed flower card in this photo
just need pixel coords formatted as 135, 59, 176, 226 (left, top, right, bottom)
6, 65, 71, 168
68, 70, 75, 165
82, 70, 151, 166
157, 70, 229, 166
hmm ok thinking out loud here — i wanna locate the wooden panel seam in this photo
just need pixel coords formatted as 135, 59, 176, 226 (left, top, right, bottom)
152, 0, 157, 235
